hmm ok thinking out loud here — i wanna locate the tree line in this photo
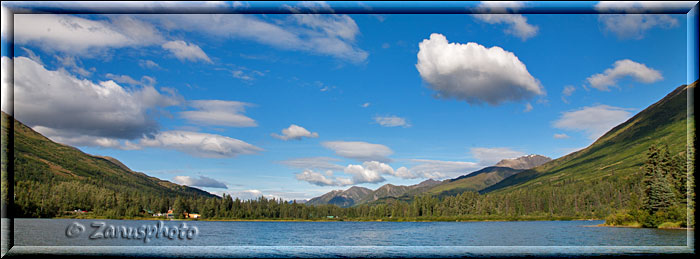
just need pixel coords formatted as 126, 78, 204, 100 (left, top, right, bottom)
605, 144, 693, 228
12, 145, 693, 228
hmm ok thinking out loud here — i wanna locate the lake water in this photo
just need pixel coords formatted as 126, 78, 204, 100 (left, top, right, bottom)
5, 219, 694, 257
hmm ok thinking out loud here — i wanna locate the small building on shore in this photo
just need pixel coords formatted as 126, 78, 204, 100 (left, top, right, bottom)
184, 212, 201, 219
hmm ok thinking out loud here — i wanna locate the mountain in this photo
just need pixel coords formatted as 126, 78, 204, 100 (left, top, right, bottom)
306, 153, 551, 207
3, 111, 216, 217
359, 82, 693, 219
482, 82, 693, 196
403, 154, 550, 198
426, 166, 523, 197
308, 179, 442, 207
357, 184, 412, 205
306, 186, 372, 207
495, 154, 552, 170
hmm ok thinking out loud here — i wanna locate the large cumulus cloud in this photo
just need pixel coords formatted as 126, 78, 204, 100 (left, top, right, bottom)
416, 33, 544, 105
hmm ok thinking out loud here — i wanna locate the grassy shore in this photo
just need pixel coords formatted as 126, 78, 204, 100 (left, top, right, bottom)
595, 221, 692, 230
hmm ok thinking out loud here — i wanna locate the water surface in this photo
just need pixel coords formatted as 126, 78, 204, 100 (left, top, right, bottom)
13, 219, 691, 247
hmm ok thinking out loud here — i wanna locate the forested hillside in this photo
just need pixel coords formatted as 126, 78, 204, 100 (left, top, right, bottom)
3, 82, 693, 226
3, 111, 214, 218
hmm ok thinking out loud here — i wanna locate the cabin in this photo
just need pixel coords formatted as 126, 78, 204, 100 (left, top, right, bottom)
186, 213, 201, 219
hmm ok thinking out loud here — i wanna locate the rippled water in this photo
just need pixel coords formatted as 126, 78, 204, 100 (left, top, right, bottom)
6, 218, 693, 257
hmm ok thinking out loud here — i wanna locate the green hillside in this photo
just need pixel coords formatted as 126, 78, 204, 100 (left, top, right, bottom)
2, 111, 215, 218
483, 82, 692, 195
427, 166, 522, 197
462, 82, 694, 220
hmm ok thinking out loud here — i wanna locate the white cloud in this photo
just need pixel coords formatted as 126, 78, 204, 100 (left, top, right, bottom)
470, 147, 525, 166
55, 55, 94, 77
8, 56, 262, 158
232, 70, 256, 81
553, 104, 634, 140
402, 159, 480, 179
152, 14, 368, 63
296, 169, 342, 186
32, 126, 124, 149
139, 59, 161, 70
472, 2, 539, 40
272, 124, 319, 140
20, 47, 43, 65
105, 73, 156, 86
416, 33, 544, 105
232, 1, 250, 9
361, 102, 371, 108
295, 160, 430, 186
524, 103, 533, 112
293, 148, 529, 185
397, 147, 525, 179
14, 12, 368, 63
597, 14, 678, 39
561, 85, 576, 103
294, 145, 531, 185
374, 115, 410, 127
595, 1, 697, 11
343, 161, 392, 184
594, 2, 685, 40
161, 40, 212, 63
173, 175, 228, 188
322, 141, 393, 162
553, 133, 570, 139
14, 14, 163, 54
586, 59, 663, 91
280, 157, 345, 171
135, 130, 262, 158
10, 56, 181, 142
180, 100, 257, 127
1, 57, 12, 114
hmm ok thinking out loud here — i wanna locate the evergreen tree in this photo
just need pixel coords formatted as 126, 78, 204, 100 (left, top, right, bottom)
173, 197, 186, 219
642, 145, 677, 213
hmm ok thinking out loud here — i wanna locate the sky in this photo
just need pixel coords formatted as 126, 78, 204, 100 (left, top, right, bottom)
1, 1, 697, 201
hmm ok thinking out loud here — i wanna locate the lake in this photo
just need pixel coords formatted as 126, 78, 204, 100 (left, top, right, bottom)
5, 219, 694, 257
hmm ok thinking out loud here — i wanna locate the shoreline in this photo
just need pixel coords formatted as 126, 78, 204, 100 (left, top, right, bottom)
39, 216, 604, 223
588, 223, 693, 230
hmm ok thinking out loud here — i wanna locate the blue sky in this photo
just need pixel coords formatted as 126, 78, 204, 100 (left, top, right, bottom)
1, 1, 696, 201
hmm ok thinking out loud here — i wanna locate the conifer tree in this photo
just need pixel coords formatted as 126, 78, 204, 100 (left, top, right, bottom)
642, 145, 677, 213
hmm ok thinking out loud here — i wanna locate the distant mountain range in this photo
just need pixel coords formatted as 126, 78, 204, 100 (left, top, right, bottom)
307, 82, 694, 208
307, 179, 442, 207
495, 154, 552, 170
307, 154, 551, 207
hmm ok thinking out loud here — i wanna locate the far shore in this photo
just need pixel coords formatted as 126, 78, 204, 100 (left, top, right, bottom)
39, 215, 604, 223
587, 223, 693, 230
43, 215, 692, 229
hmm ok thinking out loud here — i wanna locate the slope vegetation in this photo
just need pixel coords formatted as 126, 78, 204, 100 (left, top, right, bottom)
4, 111, 215, 217
484, 83, 692, 194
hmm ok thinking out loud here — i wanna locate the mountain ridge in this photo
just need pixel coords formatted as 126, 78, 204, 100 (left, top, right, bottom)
482, 82, 693, 195
307, 154, 551, 207
5, 111, 216, 217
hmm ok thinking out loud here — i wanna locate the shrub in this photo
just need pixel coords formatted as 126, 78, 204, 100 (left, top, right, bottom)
658, 222, 682, 229
605, 210, 635, 226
